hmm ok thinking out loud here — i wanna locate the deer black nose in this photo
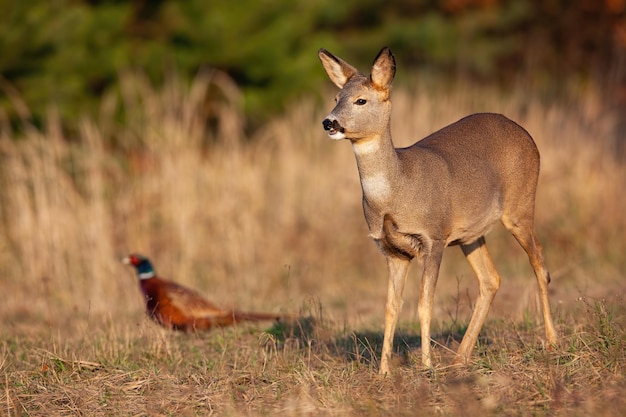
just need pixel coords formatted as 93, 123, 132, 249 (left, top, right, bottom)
322, 119, 333, 131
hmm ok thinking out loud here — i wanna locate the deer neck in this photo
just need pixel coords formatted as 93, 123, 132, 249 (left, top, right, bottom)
351, 129, 399, 203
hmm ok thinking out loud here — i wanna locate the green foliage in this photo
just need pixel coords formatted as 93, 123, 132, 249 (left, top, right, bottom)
0, 0, 336, 129
0, 0, 622, 132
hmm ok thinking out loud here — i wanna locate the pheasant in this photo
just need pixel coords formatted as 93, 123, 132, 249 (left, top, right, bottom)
123, 253, 284, 332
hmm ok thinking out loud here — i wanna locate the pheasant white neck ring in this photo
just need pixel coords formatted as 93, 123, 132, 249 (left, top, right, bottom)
139, 271, 156, 280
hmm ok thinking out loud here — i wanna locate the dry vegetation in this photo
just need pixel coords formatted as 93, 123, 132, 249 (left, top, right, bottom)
1, 72, 625, 416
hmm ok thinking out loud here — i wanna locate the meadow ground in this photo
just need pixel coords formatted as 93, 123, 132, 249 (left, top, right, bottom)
1, 74, 625, 416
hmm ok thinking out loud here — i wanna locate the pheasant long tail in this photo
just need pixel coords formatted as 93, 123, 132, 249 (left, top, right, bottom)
191, 310, 289, 330
232, 310, 288, 323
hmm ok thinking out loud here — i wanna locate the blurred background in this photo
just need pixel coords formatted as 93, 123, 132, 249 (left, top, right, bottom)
1, 0, 625, 134
0, 0, 625, 334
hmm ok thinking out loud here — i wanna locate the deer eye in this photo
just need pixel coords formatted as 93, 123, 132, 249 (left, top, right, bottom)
355, 99, 367, 105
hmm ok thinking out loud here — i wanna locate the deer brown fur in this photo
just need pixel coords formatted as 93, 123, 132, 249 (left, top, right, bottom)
318, 47, 557, 374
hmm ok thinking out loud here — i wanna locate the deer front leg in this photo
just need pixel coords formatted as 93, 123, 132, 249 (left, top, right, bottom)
379, 256, 410, 375
417, 240, 445, 368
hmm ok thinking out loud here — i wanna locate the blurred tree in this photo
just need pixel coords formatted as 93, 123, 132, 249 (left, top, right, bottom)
0, 0, 623, 135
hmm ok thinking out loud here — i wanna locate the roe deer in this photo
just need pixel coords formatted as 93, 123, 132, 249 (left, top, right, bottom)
318, 47, 557, 374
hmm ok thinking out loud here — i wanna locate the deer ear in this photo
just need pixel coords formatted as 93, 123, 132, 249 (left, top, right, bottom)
370, 47, 396, 91
318, 49, 360, 89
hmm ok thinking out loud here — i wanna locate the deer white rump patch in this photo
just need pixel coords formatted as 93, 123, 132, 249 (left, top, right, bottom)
360, 173, 391, 200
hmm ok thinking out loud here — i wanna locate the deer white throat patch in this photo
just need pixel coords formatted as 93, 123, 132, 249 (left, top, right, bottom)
360, 173, 392, 200
352, 140, 380, 155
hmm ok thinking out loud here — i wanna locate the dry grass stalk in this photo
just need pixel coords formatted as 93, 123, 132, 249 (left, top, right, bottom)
0, 73, 624, 415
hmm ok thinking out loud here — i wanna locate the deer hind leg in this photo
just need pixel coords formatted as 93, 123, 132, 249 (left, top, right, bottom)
455, 237, 501, 364
502, 215, 558, 345
379, 256, 411, 375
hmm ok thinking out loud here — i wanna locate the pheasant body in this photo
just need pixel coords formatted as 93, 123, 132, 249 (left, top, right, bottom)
123, 254, 282, 331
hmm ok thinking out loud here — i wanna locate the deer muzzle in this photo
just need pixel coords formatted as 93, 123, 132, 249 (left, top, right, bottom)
322, 118, 346, 140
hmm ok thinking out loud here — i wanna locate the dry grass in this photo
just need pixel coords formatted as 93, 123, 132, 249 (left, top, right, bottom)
0, 72, 625, 416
